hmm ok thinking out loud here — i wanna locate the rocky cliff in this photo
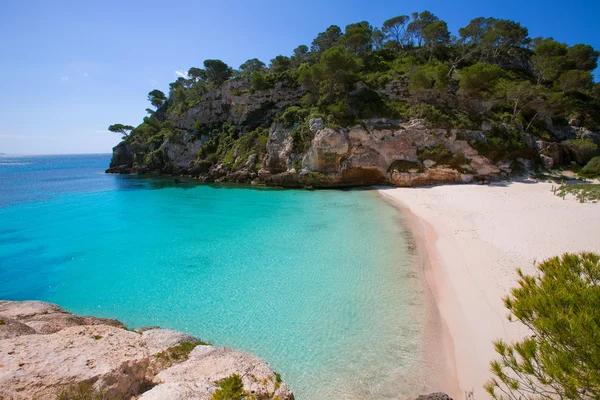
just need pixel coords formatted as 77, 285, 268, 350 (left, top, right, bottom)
0, 301, 293, 400
107, 116, 531, 187
106, 75, 600, 187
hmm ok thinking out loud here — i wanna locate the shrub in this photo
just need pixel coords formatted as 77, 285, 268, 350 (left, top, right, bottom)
564, 139, 599, 166
57, 382, 107, 400
290, 121, 314, 154
279, 106, 309, 128
211, 374, 247, 400
485, 252, 600, 400
155, 341, 208, 363
579, 156, 600, 178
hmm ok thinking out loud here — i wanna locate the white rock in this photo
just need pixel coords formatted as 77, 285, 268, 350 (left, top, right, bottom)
142, 328, 200, 355
140, 346, 293, 400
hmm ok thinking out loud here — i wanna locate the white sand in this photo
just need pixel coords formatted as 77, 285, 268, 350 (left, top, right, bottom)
378, 181, 600, 399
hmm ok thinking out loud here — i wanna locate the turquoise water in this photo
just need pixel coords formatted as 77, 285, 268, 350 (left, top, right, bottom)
0, 154, 432, 399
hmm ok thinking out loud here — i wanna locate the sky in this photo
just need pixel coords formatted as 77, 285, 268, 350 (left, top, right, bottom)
1, 0, 599, 155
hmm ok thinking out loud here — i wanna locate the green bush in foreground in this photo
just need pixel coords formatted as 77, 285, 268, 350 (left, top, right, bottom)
485, 252, 600, 400
580, 156, 600, 178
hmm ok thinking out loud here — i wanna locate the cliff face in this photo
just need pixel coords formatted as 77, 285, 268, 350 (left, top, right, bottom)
0, 301, 294, 400
107, 117, 520, 187
106, 76, 599, 187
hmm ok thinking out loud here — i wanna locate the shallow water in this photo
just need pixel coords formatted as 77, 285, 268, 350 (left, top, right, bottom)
0, 154, 434, 399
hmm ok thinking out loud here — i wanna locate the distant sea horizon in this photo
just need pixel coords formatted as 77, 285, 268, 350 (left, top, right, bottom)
0, 153, 440, 399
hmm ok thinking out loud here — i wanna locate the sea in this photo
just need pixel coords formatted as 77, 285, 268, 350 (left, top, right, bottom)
0, 153, 437, 399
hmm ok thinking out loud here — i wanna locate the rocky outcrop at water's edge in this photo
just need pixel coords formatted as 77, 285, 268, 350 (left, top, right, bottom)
0, 300, 293, 400
107, 118, 517, 187
0, 300, 454, 399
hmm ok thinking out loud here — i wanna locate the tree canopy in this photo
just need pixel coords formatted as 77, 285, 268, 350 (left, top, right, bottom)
108, 124, 134, 138
485, 252, 600, 400
113, 10, 599, 172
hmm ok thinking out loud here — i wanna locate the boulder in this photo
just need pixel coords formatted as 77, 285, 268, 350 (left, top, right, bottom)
540, 154, 554, 169
0, 301, 294, 400
0, 300, 125, 334
141, 328, 200, 355
264, 124, 294, 173
0, 317, 37, 339
308, 118, 323, 133
139, 346, 293, 400
106, 142, 134, 173
0, 325, 152, 400
302, 127, 350, 174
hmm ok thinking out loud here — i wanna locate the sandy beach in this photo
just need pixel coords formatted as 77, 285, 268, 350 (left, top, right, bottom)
379, 181, 600, 399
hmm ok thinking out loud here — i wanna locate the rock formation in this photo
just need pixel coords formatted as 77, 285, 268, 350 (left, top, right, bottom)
108, 117, 519, 188
0, 301, 293, 400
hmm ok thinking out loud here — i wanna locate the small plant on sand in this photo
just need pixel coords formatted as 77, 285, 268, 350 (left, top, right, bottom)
0, 320, 5, 325
56, 382, 108, 400
485, 252, 600, 400
555, 183, 600, 203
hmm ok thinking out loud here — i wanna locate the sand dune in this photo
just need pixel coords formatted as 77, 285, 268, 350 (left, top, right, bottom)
379, 181, 600, 399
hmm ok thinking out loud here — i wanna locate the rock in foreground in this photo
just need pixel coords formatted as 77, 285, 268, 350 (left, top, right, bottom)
0, 301, 293, 400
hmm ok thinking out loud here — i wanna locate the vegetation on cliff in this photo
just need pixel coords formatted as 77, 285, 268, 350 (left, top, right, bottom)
485, 252, 600, 400
109, 11, 600, 181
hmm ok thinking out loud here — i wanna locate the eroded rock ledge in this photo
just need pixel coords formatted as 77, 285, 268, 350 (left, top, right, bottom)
0, 301, 293, 400
107, 118, 515, 188
0, 301, 454, 400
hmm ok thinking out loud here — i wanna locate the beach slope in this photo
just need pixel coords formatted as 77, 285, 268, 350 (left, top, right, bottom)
379, 181, 600, 398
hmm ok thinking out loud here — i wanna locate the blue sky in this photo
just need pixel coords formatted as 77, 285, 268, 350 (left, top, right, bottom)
1, 0, 598, 155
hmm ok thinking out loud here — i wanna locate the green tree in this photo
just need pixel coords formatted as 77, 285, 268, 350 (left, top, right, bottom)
532, 38, 568, 84
498, 80, 540, 120
249, 71, 270, 92
203, 59, 233, 85
458, 62, 504, 98
382, 15, 409, 49
270, 55, 292, 73
371, 28, 385, 50
311, 25, 343, 53
406, 11, 440, 47
187, 67, 207, 83
108, 124, 134, 139
558, 70, 593, 92
480, 19, 530, 63
485, 252, 600, 400
458, 17, 496, 46
292, 45, 309, 66
239, 58, 266, 76
147, 89, 167, 108
566, 44, 600, 71
344, 21, 373, 55
299, 47, 361, 102
315, 47, 361, 101
422, 20, 450, 60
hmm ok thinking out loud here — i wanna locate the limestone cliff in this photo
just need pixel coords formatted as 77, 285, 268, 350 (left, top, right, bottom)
106, 76, 599, 187
107, 117, 524, 187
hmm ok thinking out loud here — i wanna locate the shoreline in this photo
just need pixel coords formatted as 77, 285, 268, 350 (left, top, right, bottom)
386, 193, 461, 399
378, 181, 600, 398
